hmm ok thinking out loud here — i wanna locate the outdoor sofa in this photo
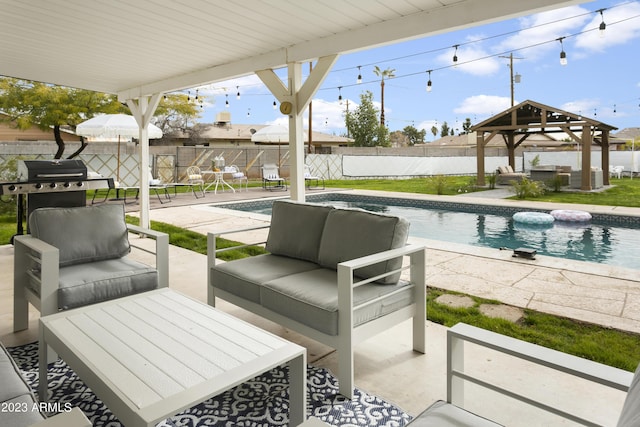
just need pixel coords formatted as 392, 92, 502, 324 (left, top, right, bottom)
1, 339, 91, 427
496, 165, 527, 184
207, 200, 427, 398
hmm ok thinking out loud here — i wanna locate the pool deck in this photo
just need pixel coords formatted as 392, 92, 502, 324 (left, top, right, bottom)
1, 185, 639, 425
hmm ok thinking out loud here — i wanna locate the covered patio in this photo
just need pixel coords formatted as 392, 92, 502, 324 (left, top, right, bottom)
0, 0, 585, 227
473, 100, 618, 190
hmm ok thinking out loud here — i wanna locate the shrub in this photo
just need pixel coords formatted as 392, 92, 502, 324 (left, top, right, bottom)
511, 177, 546, 199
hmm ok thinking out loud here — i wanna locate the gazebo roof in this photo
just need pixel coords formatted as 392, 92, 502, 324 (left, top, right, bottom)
471, 100, 618, 135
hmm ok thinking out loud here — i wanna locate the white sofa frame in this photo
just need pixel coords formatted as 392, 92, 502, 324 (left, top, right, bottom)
445, 323, 633, 426
207, 225, 427, 398
13, 223, 169, 333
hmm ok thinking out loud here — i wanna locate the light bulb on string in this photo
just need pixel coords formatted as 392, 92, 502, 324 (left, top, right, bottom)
452, 45, 459, 67
225, 94, 229, 108
557, 37, 568, 66
236, 86, 241, 100
426, 70, 432, 92
338, 86, 343, 104
598, 9, 606, 37
357, 66, 362, 84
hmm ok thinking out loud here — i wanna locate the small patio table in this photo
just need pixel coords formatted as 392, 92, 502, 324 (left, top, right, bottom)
39, 288, 306, 426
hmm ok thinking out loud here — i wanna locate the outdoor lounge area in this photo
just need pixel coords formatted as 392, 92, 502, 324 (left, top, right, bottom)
2, 188, 640, 426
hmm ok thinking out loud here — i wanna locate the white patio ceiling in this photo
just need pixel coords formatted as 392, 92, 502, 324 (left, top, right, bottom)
0, 0, 584, 100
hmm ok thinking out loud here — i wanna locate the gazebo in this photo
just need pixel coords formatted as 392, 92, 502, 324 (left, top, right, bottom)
472, 100, 618, 190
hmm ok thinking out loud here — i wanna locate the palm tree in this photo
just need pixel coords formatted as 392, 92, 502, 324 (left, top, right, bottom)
372, 66, 395, 127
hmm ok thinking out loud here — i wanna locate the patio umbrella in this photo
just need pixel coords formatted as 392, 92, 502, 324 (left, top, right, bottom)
76, 114, 163, 182
250, 125, 307, 143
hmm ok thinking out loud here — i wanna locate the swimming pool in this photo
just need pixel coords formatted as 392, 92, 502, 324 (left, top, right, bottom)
215, 193, 640, 270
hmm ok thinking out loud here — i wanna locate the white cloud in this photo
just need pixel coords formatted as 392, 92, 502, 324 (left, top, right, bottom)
560, 99, 600, 119
435, 37, 501, 76
454, 95, 512, 117
497, 5, 590, 62
574, 2, 640, 53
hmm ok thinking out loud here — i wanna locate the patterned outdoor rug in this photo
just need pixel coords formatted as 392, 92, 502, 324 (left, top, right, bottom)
8, 342, 412, 427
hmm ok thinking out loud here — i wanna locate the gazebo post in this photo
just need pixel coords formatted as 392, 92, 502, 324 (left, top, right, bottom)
581, 125, 592, 191
476, 132, 486, 186
602, 131, 610, 186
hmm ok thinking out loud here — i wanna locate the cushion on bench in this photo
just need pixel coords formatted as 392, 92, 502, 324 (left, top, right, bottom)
211, 254, 321, 304
260, 268, 414, 335
266, 200, 333, 263
317, 208, 410, 284
29, 204, 130, 267
409, 400, 503, 427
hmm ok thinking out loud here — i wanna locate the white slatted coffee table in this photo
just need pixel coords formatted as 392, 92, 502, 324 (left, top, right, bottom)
38, 288, 306, 426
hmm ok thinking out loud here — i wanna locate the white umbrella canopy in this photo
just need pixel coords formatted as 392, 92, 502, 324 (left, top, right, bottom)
251, 125, 308, 143
76, 114, 162, 182
76, 114, 163, 139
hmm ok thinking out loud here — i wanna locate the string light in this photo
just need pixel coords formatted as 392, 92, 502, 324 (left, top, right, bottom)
338, 86, 343, 103
236, 86, 241, 100
557, 37, 567, 66
225, 94, 229, 108
598, 8, 607, 37
187, 90, 191, 101
426, 70, 432, 92
195, 89, 199, 101
452, 45, 459, 66
273, 100, 277, 109
356, 66, 362, 84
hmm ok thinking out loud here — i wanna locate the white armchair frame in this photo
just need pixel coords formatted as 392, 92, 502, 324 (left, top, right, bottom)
445, 323, 633, 426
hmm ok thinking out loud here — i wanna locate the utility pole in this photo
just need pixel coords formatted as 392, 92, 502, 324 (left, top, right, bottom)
499, 53, 522, 106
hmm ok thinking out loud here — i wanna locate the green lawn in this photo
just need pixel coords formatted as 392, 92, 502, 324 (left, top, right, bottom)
3, 176, 640, 371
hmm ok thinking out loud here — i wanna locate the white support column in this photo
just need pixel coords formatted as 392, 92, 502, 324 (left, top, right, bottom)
126, 94, 162, 229
288, 62, 305, 202
257, 54, 338, 202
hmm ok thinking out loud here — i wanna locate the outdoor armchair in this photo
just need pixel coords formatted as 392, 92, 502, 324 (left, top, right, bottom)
408, 323, 638, 426
13, 203, 169, 336
261, 163, 287, 191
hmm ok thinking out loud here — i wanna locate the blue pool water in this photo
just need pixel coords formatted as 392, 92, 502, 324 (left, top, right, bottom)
216, 194, 640, 270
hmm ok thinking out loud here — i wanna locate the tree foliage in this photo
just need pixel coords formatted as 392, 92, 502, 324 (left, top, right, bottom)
344, 91, 389, 147
402, 125, 426, 145
0, 78, 125, 158
440, 121, 451, 137
152, 93, 203, 136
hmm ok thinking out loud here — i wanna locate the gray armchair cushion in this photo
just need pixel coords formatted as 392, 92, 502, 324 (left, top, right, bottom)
408, 400, 503, 426
0, 342, 45, 426
617, 363, 640, 426
266, 200, 333, 263
56, 258, 158, 310
29, 204, 130, 267
317, 208, 410, 284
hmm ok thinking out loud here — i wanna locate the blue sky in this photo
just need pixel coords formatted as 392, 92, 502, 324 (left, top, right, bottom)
192, 0, 640, 140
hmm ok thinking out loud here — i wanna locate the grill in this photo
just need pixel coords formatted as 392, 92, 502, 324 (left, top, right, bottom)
0, 159, 114, 240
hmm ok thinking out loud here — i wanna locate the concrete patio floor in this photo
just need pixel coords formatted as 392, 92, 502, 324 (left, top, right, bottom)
1, 186, 638, 426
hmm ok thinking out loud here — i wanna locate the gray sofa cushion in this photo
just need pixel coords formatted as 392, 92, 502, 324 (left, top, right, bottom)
261, 268, 414, 336
56, 258, 158, 310
29, 204, 130, 267
317, 208, 410, 284
0, 341, 45, 426
266, 200, 333, 263
211, 254, 321, 304
616, 363, 640, 426
408, 400, 503, 426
